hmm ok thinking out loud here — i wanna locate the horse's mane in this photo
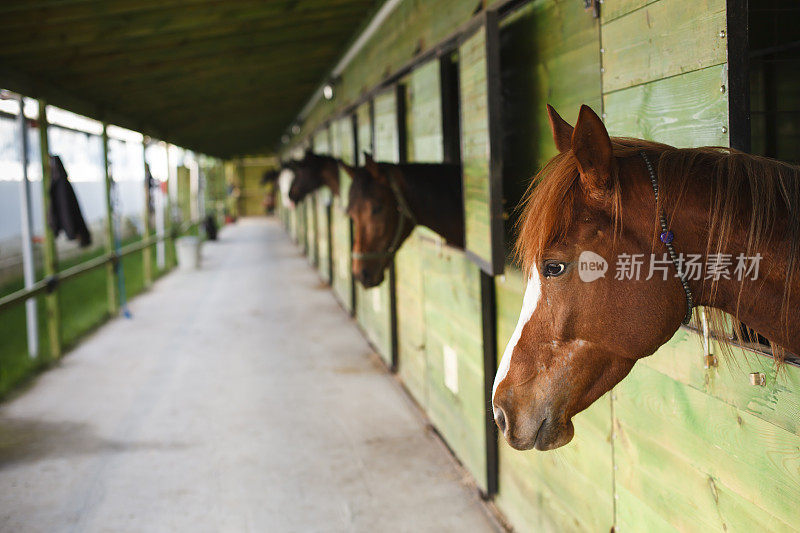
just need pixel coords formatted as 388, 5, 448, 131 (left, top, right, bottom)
515, 138, 800, 361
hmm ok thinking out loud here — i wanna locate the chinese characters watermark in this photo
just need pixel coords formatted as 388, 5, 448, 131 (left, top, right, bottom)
576, 251, 763, 282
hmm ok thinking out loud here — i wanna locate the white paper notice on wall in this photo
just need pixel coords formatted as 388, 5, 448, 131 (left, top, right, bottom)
443, 345, 458, 394
372, 289, 381, 312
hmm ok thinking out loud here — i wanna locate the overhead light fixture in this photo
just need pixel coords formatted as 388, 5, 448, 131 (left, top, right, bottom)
291, 124, 301, 135
322, 82, 335, 101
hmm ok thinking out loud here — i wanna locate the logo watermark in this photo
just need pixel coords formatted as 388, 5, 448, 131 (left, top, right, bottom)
578, 251, 608, 282
578, 252, 762, 282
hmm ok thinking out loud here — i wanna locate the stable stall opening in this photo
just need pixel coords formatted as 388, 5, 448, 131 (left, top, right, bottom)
497, 2, 602, 262
749, 1, 800, 164
731, 1, 800, 360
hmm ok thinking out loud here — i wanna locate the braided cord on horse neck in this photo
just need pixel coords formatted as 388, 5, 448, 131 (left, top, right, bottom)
641, 152, 695, 324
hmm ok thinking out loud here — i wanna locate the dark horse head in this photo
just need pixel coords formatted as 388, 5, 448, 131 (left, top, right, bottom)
288, 150, 340, 203
340, 153, 464, 288
261, 168, 280, 185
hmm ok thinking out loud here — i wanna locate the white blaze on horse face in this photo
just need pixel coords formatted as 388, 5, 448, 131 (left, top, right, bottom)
493, 266, 543, 403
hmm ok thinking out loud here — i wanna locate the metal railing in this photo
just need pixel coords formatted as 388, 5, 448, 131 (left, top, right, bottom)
0, 221, 198, 318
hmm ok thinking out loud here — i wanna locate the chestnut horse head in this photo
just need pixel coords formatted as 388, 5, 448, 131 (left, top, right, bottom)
288, 150, 340, 203
492, 104, 800, 451
340, 154, 415, 287
340, 153, 465, 288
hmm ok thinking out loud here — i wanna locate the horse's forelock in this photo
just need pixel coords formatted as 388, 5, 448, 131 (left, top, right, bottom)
515, 137, 670, 275
515, 152, 582, 275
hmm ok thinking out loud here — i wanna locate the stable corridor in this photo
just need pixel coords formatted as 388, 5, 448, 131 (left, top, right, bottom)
0, 218, 499, 533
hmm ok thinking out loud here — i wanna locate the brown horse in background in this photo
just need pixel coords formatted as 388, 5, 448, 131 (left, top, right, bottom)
340, 154, 464, 287
493, 104, 800, 451
288, 150, 340, 203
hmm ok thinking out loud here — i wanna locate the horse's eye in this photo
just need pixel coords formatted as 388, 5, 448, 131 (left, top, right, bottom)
543, 261, 567, 278
371, 204, 383, 215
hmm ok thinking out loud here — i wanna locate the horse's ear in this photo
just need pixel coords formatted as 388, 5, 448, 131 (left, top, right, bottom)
364, 153, 388, 185
546, 104, 573, 153
338, 160, 358, 179
571, 104, 613, 191
364, 153, 378, 174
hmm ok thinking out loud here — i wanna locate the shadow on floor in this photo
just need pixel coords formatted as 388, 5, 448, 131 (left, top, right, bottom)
0, 416, 189, 469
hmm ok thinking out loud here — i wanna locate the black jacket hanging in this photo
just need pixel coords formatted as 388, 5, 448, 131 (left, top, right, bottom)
48, 155, 92, 247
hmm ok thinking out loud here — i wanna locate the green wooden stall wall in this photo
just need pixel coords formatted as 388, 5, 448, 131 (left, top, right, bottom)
395, 61, 443, 409
330, 117, 354, 313
601, 1, 800, 530
313, 127, 332, 283
421, 239, 488, 491
278, 1, 800, 531
355, 99, 393, 363
459, 26, 495, 273
305, 195, 318, 267
492, 2, 613, 531
401, 58, 491, 492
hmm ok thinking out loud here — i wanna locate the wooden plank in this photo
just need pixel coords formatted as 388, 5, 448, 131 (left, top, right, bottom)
459, 26, 494, 271
499, 0, 602, 240
420, 240, 488, 490
373, 90, 399, 163
315, 189, 331, 283
601, 0, 727, 93
353, 99, 393, 364
313, 127, 330, 155
37, 101, 61, 360
355, 101, 373, 163
101, 124, 118, 316
615, 419, 794, 532
406, 59, 443, 162
496, 395, 614, 533
614, 364, 800, 529
600, 0, 658, 24
639, 328, 800, 438
395, 231, 428, 409
312, 126, 332, 282
329, 118, 354, 312
303, 0, 484, 138
604, 64, 729, 148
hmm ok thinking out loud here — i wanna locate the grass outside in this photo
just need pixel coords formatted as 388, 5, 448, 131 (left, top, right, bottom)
0, 238, 176, 399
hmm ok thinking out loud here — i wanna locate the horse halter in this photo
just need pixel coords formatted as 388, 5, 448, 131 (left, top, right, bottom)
641, 152, 695, 324
351, 172, 416, 261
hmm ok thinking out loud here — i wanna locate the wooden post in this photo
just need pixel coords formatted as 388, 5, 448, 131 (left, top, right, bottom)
164, 142, 174, 267
101, 124, 118, 315
37, 100, 61, 359
16, 96, 39, 359
142, 139, 153, 286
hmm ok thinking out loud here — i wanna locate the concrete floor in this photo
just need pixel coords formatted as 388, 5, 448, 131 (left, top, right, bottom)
0, 218, 500, 533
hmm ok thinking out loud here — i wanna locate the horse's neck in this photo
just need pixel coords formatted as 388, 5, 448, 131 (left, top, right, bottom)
666, 157, 800, 354
400, 166, 464, 247
321, 159, 340, 195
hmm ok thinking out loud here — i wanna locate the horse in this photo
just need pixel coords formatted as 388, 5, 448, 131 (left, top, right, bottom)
492, 104, 800, 451
261, 168, 280, 185
288, 150, 340, 203
277, 163, 296, 208
339, 154, 464, 287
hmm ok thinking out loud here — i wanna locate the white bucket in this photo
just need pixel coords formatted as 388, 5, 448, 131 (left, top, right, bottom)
176, 236, 201, 270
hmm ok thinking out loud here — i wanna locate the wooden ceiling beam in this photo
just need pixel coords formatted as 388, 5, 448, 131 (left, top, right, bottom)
28, 38, 342, 81
0, 3, 370, 55
17, 26, 347, 73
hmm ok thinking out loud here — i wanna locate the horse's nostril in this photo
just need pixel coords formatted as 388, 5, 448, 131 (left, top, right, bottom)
494, 407, 507, 435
